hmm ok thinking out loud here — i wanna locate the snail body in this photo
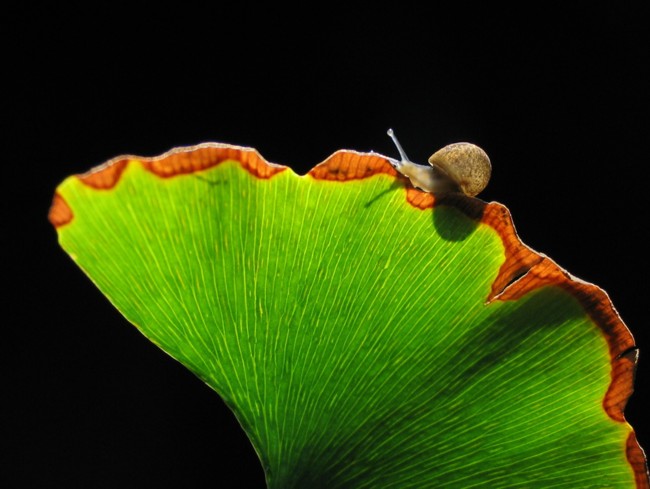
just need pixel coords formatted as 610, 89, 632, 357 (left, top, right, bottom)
386, 129, 491, 197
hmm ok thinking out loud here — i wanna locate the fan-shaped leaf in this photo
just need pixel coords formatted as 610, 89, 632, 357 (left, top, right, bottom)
50, 144, 648, 488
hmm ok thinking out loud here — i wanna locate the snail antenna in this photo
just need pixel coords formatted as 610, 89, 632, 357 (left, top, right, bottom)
386, 128, 411, 163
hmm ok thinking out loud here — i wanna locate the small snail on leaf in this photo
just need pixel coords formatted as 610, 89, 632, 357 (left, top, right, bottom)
386, 129, 491, 197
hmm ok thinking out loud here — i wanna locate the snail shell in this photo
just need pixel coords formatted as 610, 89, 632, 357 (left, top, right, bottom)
428, 143, 491, 197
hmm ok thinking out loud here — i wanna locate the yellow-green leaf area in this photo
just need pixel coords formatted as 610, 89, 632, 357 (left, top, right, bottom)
54, 156, 636, 488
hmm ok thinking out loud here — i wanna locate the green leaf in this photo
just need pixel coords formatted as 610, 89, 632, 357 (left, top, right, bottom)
50, 143, 648, 488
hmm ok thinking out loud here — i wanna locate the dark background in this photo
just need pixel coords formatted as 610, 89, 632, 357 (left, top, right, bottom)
6, 4, 649, 488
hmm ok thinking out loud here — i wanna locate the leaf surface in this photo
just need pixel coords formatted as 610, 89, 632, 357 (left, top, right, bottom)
50, 144, 648, 488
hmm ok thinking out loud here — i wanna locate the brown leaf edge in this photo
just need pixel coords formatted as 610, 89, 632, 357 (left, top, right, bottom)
48, 143, 287, 227
49, 144, 649, 487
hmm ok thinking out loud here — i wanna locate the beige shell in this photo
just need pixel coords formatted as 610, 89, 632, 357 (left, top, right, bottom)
428, 143, 491, 197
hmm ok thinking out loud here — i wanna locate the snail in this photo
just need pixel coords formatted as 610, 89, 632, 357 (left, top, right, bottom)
386, 129, 491, 197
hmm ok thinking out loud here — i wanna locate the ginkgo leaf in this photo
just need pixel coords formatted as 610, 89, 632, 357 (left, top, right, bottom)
50, 143, 649, 488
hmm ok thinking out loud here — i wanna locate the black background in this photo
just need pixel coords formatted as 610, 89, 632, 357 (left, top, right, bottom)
6, 4, 649, 488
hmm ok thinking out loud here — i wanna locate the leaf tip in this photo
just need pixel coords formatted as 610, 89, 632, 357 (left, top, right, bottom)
140, 143, 288, 179
78, 158, 129, 189
309, 150, 396, 180
48, 193, 73, 228
627, 431, 650, 489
